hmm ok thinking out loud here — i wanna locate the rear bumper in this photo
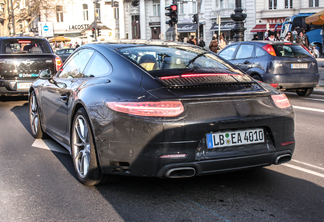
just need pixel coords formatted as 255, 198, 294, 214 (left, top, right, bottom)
0, 79, 34, 95
262, 73, 319, 90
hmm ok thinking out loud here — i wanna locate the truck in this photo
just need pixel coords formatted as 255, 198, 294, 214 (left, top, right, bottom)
279, 13, 323, 53
0, 36, 62, 96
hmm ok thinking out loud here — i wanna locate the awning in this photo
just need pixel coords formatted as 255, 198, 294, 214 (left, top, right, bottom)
250, 24, 282, 32
210, 22, 235, 31
305, 10, 324, 25
166, 23, 198, 33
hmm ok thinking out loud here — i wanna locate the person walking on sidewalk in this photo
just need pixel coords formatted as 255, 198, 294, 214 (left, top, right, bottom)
209, 37, 219, 53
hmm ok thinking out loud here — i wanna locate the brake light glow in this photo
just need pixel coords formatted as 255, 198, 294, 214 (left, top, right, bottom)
270, 83, 278, 88
160, 73, 236, 80
107, 101, 184, 117
262, 44, 276, 56
18, 40, 31, 44
284, 43, 292, 45
55, 56, 62, 72
281, 141, 294, 146
271, 94, 291, 109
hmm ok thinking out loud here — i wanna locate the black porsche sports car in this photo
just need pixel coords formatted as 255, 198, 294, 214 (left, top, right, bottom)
29, 40, 295, 185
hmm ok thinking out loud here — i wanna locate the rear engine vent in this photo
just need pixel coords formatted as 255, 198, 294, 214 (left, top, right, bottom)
158, 73, 255, 88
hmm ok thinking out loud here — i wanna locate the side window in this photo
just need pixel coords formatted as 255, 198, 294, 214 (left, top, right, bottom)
56, 50, 63, 55
83, 52, 112, 77
256, 46, 267, 57
235, 44, 254, 59
58, 49, 94, 78
218, 44, 238, 60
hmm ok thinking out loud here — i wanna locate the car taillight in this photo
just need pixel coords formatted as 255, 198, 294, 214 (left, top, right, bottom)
271, 94, 291, 109
55, 56, 62, 72
270, 83, 278, 88
262, 44, 276, 56
106, 101, 184, 117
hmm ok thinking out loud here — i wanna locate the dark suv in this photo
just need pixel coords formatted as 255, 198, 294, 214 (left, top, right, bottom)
218, 41, 319, 96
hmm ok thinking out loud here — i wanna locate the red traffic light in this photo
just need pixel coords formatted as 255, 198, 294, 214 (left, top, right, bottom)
171, 5, 177, 11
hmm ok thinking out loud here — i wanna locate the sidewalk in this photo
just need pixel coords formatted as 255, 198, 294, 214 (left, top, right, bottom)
313, 58, 324, 95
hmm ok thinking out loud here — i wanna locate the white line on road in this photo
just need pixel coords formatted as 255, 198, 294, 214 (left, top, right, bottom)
32, 139, 69, 154
292, 159, 324, 171
303, 98, 324, 102
293, 105, 324, 113
283, 163, 324, 179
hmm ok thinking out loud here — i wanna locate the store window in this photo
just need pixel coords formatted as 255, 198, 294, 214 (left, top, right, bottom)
309, 0, 319, 7
83, 4, 88, 21
192, 1, 197, 14
56, 5, 64, 23
114, 7, 119, 19
269, 0, 277, 9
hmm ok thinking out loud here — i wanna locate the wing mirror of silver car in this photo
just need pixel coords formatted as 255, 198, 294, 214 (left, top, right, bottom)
39, 68, 52, 79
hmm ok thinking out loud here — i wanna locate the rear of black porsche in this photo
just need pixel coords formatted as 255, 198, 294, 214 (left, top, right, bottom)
98, 72, 295, 178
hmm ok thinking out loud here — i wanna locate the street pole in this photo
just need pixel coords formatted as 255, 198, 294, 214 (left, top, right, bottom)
230, 0, 246, 42
10, 0, 15, 35
93, 0, 98, 41
173, 0, 177, 41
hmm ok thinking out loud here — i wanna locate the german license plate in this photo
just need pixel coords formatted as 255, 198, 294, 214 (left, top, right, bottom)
17, 82, 32, 90
206, 128, 264, 148
291, 63, 308, 69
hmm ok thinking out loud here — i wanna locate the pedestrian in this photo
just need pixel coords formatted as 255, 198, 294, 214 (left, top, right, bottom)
218, 35, 226, 50
264, 30, 269, 40
75, 42, 80, 48
188, 35, 196, 45
183, 37, 188, 43
265, 31, 276, 41
309, 43, 319, 58
198, 37, 205, 48
209, 36, 219, 53
222, 33, 227, 41
252, 34, 258, 40
284, 31, 294, 42
292, 27, 298, 41
296, 31, 309, 48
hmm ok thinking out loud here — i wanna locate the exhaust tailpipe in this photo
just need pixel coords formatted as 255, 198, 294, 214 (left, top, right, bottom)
165, 167, 196, 178
275, 154, 292, 164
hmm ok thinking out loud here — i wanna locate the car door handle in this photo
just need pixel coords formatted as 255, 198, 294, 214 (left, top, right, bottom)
243, 61, 250, 64
60, 95, 68, 102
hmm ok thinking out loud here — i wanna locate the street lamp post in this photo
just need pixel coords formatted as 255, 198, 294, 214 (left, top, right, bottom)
230, 0, 246, 42
93, 0, 99, 41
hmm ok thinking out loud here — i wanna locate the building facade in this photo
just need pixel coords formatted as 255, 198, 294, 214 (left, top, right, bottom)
1, 0, 323, 47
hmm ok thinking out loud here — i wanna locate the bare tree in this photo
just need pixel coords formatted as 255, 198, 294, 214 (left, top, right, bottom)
0, 0, 72, 36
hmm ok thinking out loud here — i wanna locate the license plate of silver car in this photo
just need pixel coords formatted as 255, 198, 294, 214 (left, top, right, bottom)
206, 128, 264, 148
291, 63, 308, 69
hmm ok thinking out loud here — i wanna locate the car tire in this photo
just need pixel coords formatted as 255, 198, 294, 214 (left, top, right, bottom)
251, 74, 262, 81
29, 90, 46, 139
71, 108, 108, 185
296, 88, 313, 97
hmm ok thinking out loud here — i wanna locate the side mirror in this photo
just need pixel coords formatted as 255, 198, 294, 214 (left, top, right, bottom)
39, 68, 52, 79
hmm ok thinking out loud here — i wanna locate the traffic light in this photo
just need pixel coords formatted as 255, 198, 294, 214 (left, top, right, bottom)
165, 4, 178, 27
92, 28, 95, 36
97, 28, 101, 36
193, 14, 198, 24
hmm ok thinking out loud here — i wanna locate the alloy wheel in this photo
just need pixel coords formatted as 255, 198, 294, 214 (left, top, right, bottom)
30, 93, 39, 135
72, 115, 91, 178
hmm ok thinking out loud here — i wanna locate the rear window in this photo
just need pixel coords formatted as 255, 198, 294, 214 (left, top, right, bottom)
116, 45, 243, 77
1, 38, 52, 54
271, 44, 310, 58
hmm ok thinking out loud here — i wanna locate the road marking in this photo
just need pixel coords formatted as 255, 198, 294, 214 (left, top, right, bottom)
292, 159, 324, 171
293, 105, 324, 113
283, 163, 324, 179
32, 139, 69, 154
303, 98, 324, 102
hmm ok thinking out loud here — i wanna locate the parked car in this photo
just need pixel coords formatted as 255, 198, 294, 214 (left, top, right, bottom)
0, 37, 62, 96
218, 41, 319, 96
55, 48, 75, 62
29, 40, 295, 185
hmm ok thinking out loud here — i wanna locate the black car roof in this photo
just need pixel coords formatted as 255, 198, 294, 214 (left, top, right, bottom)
90, 39, 201, 50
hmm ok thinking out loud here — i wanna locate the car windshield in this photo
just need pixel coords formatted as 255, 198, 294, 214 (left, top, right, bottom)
272, 44, 311, 58
1, 39, 52, 54
116, 45, 243, 77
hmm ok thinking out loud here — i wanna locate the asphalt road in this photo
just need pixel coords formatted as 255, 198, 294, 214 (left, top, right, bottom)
0, 95, 323, 222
